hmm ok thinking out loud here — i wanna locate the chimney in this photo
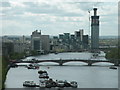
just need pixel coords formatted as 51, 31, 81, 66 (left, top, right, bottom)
93, 8, 97, 16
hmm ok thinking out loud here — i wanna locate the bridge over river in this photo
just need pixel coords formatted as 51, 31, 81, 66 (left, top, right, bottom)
14, 58, 119, 66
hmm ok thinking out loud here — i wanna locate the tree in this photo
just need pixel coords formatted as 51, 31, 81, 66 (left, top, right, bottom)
106, 48, 120, 63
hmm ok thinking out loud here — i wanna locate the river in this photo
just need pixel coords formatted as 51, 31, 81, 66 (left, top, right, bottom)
5, 52, 118, 88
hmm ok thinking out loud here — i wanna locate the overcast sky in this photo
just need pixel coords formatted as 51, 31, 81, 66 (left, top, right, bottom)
0, 0, 119, 36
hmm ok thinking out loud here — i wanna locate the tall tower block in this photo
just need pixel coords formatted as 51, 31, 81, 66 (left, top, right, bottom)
91, 8, 99, 49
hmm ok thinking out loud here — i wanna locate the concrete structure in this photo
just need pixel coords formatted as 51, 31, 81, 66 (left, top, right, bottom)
83, 35, 89, 49
91, 8, 99, 49
31, 30, 50, 53
41, 35, 50, 53
2, 35, 31, 54
19, 35, 26, 43
75, 29, 83, 41
15, 58, 119, 66
31, 30, 42, 52
59, 34, 64, 39
14, 42, 25, 53
50, 30, 89, 51
2, 42, 14, 56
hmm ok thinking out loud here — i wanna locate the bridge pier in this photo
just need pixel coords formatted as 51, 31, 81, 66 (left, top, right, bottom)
59, 59, 63, 66
88, 61, 92, 66
88, 63, 92, 66
59, 63, 63, 66
114, 62, 119, 66
112, 60, 119, 66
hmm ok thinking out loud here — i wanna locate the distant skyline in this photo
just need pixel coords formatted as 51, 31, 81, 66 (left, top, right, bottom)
0, 0, 118, 36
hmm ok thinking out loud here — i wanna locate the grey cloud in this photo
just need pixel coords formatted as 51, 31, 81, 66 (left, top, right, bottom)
23, 2, 83, 17
1, 2, 11, 7
68, 2, 103, 11
1, 1, 118, 36
2, 2, 83, 17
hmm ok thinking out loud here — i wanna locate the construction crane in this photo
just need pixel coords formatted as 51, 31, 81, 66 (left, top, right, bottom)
88, 10, 91, 37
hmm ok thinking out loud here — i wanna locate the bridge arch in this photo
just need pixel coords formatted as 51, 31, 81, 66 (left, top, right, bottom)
63, 61, 88, 65
37, 61, 60, 65
91, 62, 114, 65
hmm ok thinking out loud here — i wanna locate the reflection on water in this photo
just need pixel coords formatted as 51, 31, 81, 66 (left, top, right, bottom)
24, 52, 106, 60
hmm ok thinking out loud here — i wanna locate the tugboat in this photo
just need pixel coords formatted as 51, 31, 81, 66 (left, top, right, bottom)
27, 63, 39, 69
109, 66, 117, 70
23, 81, 36, 87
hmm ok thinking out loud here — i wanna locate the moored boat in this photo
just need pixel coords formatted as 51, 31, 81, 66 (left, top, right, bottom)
70, 81, 78, 88
23, 81, 36, 87
27, 63, 39, 69
109, 66, 117, 69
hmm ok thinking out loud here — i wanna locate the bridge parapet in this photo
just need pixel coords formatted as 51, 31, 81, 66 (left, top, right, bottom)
14, 59, 120, 66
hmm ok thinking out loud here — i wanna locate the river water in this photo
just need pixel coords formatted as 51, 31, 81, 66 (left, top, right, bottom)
5, 52, 118, 88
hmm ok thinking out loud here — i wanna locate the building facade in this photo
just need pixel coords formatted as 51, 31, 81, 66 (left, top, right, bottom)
91, 8, 99, 49
41, 35, 50, 53
31, 30, 42, 52
31, 30, 50, 53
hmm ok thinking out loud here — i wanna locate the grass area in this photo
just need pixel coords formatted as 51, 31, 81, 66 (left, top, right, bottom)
2, 56, 9, 89
0, 56, 9, 90
0, 56, 2, 90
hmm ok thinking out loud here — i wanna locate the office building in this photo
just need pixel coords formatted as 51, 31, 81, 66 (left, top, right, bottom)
31, 30, 42, 52
75, 29, 83, 42
31, 30, 50, 53
41, 35, 50, 52
83, 35, 89, 49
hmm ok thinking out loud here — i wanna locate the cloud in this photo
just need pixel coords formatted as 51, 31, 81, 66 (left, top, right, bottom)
1, 2, 11, 7
1, 1, 118, 36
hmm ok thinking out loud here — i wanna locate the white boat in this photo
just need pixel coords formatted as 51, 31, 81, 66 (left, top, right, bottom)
23, 81, 36, 87
39, 74, 49, 78
39, 80, 46, 88
56, 80, 65, 87
70, 81, 78, 88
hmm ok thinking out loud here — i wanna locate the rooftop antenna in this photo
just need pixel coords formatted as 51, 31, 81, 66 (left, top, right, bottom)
40, 30, 41, 35
88, 9, 92, 37
88, 6, 94, 49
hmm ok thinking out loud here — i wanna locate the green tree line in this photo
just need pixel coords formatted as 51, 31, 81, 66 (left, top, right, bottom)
106, 48, 120, 63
